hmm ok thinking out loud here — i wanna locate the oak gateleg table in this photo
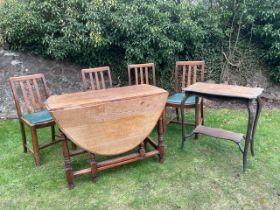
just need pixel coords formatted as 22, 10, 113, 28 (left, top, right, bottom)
180, 82, 263, 172
46, 84, 168, 188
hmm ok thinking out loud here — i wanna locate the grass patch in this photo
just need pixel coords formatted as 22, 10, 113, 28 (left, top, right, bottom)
0, 109, 279, 209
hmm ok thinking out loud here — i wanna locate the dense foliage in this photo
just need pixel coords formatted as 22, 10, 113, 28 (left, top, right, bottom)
253, 0, 280, 81
0, 0, 279, 84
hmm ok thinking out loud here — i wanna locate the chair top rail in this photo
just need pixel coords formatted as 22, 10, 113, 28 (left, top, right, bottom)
81, 66, 110, 73
128, 63, 154, 68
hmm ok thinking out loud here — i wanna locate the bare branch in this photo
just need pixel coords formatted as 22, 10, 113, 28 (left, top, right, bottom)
222, 51, 240, 67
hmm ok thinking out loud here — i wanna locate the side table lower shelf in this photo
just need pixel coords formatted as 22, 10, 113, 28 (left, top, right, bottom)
194, 126, 244, 143
193, 125, 245, 153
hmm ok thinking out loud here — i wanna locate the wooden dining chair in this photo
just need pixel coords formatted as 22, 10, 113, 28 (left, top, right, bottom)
81, 66, 113, 91
166, 61, 205, 132
128, 63, 156, 86
9, 74, 61, 166
128, 63, 160, 151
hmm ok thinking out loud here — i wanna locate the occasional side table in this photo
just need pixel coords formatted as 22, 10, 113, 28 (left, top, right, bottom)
181, 82, 263, 172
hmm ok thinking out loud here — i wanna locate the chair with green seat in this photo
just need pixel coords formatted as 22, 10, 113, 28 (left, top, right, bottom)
166, 61, 205, 132
9, 74, 61, 166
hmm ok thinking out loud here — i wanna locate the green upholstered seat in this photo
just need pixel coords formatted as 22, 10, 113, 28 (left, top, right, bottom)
23, 110, 53, 124
167, 93, 196, 105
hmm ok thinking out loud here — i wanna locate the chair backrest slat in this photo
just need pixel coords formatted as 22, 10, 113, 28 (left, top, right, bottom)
41, 75, 49, 98
19, 81, 32, 113
134, 67, 138, 85
193, 65, 197, 84
175, 61, 205, 92
182, 65, 186, 90
187, 65, 191, 87
89, 73, 95, 90
26, 80, 38, 112
140, 67, 144, 84
100, 71, 106, 89
94, 72, 100, 90
108, 70, 113, 87
145, 67, 149, 85
128, 63, 156, 86
9, 73, 49, 116
33, 79, 44, 111
81, 66, 112, 91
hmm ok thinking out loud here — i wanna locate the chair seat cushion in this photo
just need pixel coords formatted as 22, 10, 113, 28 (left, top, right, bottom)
167, 93, 196, 105
23, 110, 53, 124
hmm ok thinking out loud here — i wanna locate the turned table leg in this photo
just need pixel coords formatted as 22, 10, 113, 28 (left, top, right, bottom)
90, 153, 98, 181
61, 133, 74, 189
157, 114, 164, 163
139, 142, 145, 158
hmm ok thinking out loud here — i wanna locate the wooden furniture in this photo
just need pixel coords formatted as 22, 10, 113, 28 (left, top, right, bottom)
128, 63, 156, 86
181, 82, 263, 172
81, 66, 113, 91
9, 74, 61, 166
46, 84, 168, 188
166, 61, 205, 131
128, 63, 159, 140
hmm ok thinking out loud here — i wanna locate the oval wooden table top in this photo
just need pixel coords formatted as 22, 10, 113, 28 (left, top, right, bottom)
46, 84, 168, 155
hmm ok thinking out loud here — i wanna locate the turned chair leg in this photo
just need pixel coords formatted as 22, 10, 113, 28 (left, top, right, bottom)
30, 127, 41, 166
19, 121, 27, 153
51, 125, 55, 142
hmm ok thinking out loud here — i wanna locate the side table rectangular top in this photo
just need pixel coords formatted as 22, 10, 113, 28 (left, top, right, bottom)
183, 82, 263, 99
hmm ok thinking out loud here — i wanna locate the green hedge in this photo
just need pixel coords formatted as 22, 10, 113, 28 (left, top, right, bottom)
0, 0, 279, 84
0, 0, 225, 88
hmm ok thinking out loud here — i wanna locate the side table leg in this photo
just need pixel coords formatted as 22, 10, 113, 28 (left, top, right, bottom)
195, 96, 200, 139
61, 133, 74, 189
157, 114, 164, 163
181, 94, 189, 148
201, 98, 204, 125
250, 97, 262, 156
243, 100, 255, 173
